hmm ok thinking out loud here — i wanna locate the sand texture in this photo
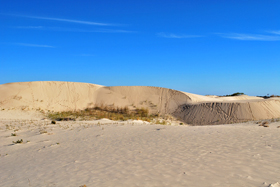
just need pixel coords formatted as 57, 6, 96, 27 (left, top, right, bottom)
0, 81, 280, 187
1, 81, 280, 125
0, 119, 280, 187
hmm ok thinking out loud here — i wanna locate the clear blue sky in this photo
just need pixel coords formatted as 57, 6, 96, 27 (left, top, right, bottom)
1, 0, 279, 96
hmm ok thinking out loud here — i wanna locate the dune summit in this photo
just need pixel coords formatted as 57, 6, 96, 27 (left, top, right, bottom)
0, 81, 280, 125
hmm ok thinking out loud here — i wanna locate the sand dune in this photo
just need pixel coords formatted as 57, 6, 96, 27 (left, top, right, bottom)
1, 81, 280, 124
1, 81, 280, 187
0, 81, 103, 112
174, 99, 280, 125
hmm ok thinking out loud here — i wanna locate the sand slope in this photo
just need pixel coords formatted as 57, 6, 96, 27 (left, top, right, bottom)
173, 99, 280, 125
1, 81, 280, 124
101, 86, 193, 114
0, 81, 103, 111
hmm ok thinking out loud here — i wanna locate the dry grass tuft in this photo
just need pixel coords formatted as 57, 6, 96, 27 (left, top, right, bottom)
259, 121, 270, 127
13, 139, 23, 144
47, 105, 157, 122
262, 121, 269, 125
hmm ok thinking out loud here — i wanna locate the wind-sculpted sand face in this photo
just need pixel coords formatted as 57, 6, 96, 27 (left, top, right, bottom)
0, 81, 280, 125
173, 99, 280, 125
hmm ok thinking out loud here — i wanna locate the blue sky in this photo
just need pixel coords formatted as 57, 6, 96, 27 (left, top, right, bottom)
1, 0, 279, 96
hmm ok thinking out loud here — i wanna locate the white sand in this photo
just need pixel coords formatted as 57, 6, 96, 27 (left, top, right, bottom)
0, 115, 279, 187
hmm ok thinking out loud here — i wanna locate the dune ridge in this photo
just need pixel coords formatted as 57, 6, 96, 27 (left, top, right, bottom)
1, 81, 280, 125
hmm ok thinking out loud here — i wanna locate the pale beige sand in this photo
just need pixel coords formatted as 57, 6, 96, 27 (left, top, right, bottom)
0, 116, 279, 187
0, 110, 44, 120
1, 82, 280, 187
218, 95, 264, 101
1, 81, 280, 125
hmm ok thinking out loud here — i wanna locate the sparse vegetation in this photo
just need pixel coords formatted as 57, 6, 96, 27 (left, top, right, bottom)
258, 121, 271, 127
222, 92, 245, 97
47, 105, 158, 122
11, 133, 17, 136
262, 121, 269, 125
13, 139, 23, 144
257, 94, 280, 99
269, 95, 280, 98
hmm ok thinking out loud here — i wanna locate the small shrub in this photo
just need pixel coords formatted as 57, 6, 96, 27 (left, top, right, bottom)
13, 139, 23, 144
222, 92, 245, 97
230, 92, 244, 96
11, 133, 17, 136
51, 120, 56, 124
259, 121, 270, 126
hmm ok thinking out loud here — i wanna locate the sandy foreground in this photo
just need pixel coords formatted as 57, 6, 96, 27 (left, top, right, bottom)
0, 112, 279, 187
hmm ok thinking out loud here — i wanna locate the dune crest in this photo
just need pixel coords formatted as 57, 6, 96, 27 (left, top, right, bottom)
1, 81, 280, 125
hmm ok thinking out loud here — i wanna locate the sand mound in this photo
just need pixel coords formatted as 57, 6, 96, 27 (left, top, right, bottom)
1, 81, 280, 125
98, 86, 193, 114
173, 99, 280, 125
0, 81, 103, 111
